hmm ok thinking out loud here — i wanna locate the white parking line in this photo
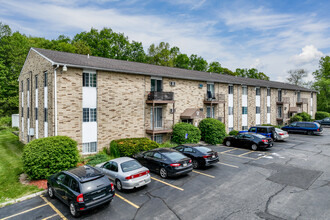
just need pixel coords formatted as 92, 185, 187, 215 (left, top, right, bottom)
218, 162, 239, 168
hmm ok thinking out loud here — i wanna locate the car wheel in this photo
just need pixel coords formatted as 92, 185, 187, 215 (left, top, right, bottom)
251, 144, 258, 151
69, 201, 80, 217
159, 167, 168, 179
192, 159, 199, 169
225, 141, 231, 147
273, 134, 278, 142
48, 186, 55, 199
116, 179, 123, 191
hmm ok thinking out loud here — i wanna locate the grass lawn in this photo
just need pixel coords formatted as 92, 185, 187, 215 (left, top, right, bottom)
0, 128, 41, 204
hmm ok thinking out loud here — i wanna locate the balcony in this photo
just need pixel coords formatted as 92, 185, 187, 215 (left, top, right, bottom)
276, 100, 283, 105
146, 91, 174, 104
146, 120, 173, 134
297, 98, 308, 105
204, 93, 225, 105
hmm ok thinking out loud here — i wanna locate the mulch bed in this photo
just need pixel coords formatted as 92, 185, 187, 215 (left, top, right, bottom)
28, 179, 48, 190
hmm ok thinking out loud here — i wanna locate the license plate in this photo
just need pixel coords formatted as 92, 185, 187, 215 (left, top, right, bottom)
183, 163, 187, 167
212, 155, 215, 158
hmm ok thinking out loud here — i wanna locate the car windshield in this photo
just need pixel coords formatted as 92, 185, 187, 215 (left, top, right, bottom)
162, 152, 186, 161
120, 160, 142, 172
253, 133, 267, 139
194, 146, 211, 154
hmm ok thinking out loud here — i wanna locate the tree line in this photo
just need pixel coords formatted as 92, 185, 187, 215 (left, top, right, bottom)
1, 21, 328, 116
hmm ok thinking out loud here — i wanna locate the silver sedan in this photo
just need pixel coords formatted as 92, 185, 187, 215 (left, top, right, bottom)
95, 157, 151, 191
275, 128, 289, 141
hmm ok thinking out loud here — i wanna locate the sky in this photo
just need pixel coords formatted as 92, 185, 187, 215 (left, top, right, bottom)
1, 0, 330, 82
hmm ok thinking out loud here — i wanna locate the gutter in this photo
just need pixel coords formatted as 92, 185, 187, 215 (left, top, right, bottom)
54, 64, 59, 136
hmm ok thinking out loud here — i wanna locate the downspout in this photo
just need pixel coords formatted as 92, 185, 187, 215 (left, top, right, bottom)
54, 64, 59, 136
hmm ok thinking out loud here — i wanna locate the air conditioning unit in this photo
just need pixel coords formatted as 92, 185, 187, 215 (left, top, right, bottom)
28, 128, 35, 136
170, 81, 176, 87
199, 108, 204, 112
170, 108, 175, 114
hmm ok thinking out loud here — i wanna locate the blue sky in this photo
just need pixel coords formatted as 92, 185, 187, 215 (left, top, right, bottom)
1, 0, 330, 82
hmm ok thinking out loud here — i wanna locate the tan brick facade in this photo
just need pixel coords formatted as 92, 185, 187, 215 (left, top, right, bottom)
19, 50, 317, 152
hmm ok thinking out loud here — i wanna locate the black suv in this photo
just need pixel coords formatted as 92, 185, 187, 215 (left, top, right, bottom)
47, 165, 115, 217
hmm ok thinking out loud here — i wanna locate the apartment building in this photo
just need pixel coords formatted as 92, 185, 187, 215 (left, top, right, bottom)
18, 48, 317, 153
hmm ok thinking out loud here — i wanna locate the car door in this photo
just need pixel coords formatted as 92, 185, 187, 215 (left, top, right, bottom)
233, 134, 245, 146
296, 122, 306, 133
151, 152, 164, 173
53, 173, 67, 201
142, 151, 155, 171
287, 122, 297, 132
242, 134, 253, 147
107, 161, 119, 180
102, 162, 115, 181
56, 173, 70, 204
249, 127, 257, 134
183, 147, 195, 159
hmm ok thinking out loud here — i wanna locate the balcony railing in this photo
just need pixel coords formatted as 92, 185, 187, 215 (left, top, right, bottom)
204, 93, 225, 104
146, 91, 174, 103
146, 119, 173, 134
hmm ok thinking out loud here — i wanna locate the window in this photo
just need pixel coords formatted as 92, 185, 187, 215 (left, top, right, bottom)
207, 83, 215, 99
207, 106, 215, 118
297, 91, 301, 102
242, 86, 248, 95
228, 85, 233, 94
267, 88, 271, 96
82, 142, 97, 153
153, 152, 162, 159
35, 108, 38, 120
44, 108, 47, 122
267, 107, 271, 113
242, 126, 248, 131
27, 107, 30, 119
311, 92, 313, 98
256, 107, 260, 114
228, 107, 233, 115
83, 72, 96, 87
44, 71, 47, 87
154, 134, 163, 144
250, 127, 256, 132
256, 87, 260, 96
184, 147, 193, 153
277, 106, 282, 118
83, 108, 96, 122
21, 107, 24, 117
70, 179, 80, 193
151, 78, 162, 92
57, 173, 66, 183
35, 75, 38, 89
21, 81, 23, 92
242, 107, 248, 114
27, 78, 30, 91
110, 162, 118, 172
278, 90, 282, 102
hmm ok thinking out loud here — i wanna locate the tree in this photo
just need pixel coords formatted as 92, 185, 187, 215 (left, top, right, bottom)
174, 54, 190, 69
147, 42, 179, 67
207, 61, 222, 73
189, 54, 208, 71
313, 56, 330, 112
235, 68, 269, 80
287, 69, 308, 86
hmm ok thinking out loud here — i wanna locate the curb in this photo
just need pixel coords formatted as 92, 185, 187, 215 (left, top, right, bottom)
0, 190, 47, 208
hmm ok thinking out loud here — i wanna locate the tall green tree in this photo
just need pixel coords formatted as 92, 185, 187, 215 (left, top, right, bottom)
313, 56, 330, 112
207, 61, 222, 73
235, 68, 269, 80
174, 54, 190, 69
286, 69, 308, 86
189, 54, 208, 71
147, 42, 178, 67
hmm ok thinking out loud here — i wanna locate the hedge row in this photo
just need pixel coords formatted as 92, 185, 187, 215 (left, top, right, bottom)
110, 138, 159, 157
22, 136, 79, 180
290, 112, 312, 123
198, 118, 227, 145
315, 111, 330, 120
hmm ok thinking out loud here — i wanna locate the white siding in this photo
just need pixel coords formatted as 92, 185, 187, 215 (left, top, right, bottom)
83, 87, 97, 108
228, 93, 233, 129
82, 122, 97, 143
267, 96, 271, 124
256, 114, 260, 125
242, 114, 248, 126
35, 88, 38, 139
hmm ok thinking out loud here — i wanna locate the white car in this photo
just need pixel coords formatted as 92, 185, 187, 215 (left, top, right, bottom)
275, 128, 289, 141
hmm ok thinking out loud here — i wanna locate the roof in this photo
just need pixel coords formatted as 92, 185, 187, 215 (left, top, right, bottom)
66, 165, 103, 182
180, 108, 204, 119
111, 157, 135, 163
30, 47, 314, 92
152, 148, 176, 152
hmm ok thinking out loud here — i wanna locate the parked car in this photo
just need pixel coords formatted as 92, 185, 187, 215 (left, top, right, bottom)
133, 148, 193, 178
173, 144, 219, 168
95, 157, 151, 191
47, 165, 115, 217
223, 133, 273, 151
281, 122, 323, 135
239, 126, 277, 140
314, 117, 330, 126
274, 128, 289, 141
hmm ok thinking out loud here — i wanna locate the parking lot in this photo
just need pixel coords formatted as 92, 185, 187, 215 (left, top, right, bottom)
1, 128, 330, 220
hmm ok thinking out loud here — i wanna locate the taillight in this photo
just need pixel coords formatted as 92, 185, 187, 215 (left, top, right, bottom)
262, 139, 268, 143
170, 163, 181, 167
125, 171, 149, 180
317, 128, 320, 131
279, 133, 284, 135
189, 160, 192, 163
203, 155, 212, 158
77, 194, 84, 203
110, 182, 114, 191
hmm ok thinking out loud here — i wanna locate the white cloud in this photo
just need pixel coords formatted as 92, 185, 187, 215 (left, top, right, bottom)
250, 58, 265, 70
291, 45, 324, 65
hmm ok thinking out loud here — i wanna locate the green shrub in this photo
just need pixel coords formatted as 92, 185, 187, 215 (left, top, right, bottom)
290, 115, 303, 123
22, 136, 79, 180
296, 112, 312, 121
110, 138, 159, 157
172, 123, 201, 144
229, 130, 239, 136
315, 111, 330, 120
199, 118, 226, 145
159, 141, 178, 148
86, 153, 110, 166
0, 116, 11, 127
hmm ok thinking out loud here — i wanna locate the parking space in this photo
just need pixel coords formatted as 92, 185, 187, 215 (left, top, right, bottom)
1, 128, 330, 219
